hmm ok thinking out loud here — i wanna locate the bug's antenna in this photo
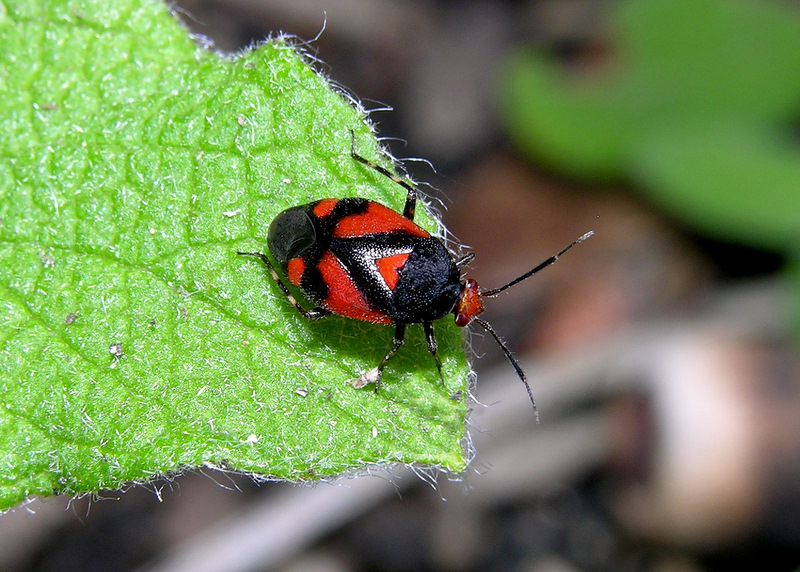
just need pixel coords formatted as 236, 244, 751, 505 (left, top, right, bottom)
474, 317, 539, 424
482, 231, 594, 297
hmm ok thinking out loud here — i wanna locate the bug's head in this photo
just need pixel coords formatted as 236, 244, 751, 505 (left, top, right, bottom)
268, 206, 317, 265
454, 278, 485, 327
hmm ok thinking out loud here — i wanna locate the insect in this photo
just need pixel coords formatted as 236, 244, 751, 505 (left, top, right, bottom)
238, 131, 592, 418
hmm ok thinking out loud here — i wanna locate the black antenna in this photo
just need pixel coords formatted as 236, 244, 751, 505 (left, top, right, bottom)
481, 231, 594, 297
474, 317, 540, 424
476, 230, 594, 422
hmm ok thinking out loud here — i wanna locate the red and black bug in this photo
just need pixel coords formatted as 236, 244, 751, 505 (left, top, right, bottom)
238, 132, 592, 418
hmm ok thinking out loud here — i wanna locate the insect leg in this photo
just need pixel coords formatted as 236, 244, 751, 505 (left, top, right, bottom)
237, 251, 332, 320
351, 323, 406, 390
349, 129, 417, 221
455, 252, 475, 268
423, 321, 444, 383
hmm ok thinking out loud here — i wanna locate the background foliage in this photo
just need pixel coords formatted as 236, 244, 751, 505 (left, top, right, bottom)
502, 0, 800, 253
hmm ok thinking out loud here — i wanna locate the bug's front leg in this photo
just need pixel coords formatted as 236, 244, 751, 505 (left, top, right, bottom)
351, 323, 406, 390
423, 321, 444, 384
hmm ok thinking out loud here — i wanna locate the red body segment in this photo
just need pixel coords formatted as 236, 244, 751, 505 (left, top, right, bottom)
316, 250, 394, 324
287, 258, 305, 287
317, 252, 392, 324
312, 199, 338, 218
455, 279, 484, 327
331, 201, 430, 240
376, 252, 410, 290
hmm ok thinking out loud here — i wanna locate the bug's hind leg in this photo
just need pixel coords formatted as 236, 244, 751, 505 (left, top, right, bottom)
349, 129, 418, 221
237, 251, 332, 320
351, 323, 406, 390
423, 321, 444, 384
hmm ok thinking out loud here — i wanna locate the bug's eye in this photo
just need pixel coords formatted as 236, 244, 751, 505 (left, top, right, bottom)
268, 206, 317, 264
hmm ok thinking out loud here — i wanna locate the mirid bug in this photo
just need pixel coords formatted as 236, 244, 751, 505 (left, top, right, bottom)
238, 132, 592, 419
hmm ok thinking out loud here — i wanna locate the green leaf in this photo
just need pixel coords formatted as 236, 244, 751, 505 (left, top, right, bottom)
0, 0, 470, 511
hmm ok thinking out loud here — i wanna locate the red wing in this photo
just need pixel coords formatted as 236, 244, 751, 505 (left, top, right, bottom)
287, 257, 305, 287
312, 199, 338, 218
332, 202, 429, 239
375, 252, 410, 291
317, 251, 394, 324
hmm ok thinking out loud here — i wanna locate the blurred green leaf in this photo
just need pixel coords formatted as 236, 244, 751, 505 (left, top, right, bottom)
501, 0, 800, 248
0, 0, 470, 511
632, 119, 800, 249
